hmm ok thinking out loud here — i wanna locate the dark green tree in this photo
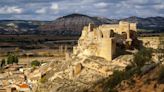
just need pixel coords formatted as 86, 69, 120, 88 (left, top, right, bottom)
7, 54, 19, 64
13, 55, 19, 64
7, 54, 14, 64
31, 60, 40, 67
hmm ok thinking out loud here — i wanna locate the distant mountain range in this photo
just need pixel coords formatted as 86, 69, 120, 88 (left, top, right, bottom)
0, 13, 164, 35
121, 16, 164, 32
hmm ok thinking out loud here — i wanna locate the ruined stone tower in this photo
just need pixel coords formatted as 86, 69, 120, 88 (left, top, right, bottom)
73, 21, 137, 61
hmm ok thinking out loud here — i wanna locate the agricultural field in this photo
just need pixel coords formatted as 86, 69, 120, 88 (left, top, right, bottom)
0, 35, 78, 65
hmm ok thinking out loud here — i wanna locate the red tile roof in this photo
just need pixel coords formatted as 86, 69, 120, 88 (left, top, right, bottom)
19, 84, 29, 88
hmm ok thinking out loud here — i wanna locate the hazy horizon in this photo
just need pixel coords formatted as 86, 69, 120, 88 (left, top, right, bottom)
0, 0, 163, 21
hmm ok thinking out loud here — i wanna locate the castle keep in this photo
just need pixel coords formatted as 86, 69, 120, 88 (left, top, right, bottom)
73, 21, 137, 61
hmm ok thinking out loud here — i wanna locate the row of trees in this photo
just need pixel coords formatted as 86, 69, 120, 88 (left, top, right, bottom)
0, 54, 19, 68
1, 53, 42, 68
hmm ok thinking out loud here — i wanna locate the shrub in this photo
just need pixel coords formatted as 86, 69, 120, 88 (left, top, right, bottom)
105, 68, 140, 91
7, 54, 19, 64
107, 70, 125, 88
133, 48, 152, 67
31, 60, 40, 67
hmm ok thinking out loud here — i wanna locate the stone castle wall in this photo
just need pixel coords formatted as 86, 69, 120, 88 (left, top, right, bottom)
73, 21, 137, 61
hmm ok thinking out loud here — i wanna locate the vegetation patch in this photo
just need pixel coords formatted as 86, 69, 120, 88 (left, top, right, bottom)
31, 60, 41, 67
7, 54, 19, 64
133, 47, 152, 67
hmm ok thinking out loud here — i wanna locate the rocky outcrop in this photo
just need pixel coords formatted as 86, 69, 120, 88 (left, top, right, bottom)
30, 55, 133, 92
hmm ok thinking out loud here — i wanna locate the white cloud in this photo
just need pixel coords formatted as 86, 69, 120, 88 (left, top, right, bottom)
0, 6, 22, 14
0, 0, 164, 20
36, 8, 46, 14
51, 3, 59, 11
94, 2, 108, 8
153, 4, 164, 10
126, 0, 148, 4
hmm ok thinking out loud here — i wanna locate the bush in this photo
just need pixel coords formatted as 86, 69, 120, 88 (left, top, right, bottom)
158, 65, 164, 83
7, 54, 19, 64
107, 70, 125, 88
105, 67, 140, 91
133, 48, 152, 67
31, 60, 40, 67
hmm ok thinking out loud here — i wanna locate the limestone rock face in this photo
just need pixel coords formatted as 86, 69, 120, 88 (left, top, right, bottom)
73, 63, 83, 76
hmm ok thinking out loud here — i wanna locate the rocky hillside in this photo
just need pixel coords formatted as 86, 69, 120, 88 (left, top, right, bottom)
27, 55, 133, 92
40, 14, 112, 32
116, 64, 164, 92
0, 20, 49, 34
39, 14, 113, 36
40, 14, 164, 35
0, 14, 164, 35
25, 47, 164, 92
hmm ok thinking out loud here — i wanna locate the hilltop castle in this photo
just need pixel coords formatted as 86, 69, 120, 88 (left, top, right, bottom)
73, 21, 137, 61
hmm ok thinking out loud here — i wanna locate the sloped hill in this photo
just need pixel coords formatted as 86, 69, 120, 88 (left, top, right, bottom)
0, 20, 49, 34
40, 14, 164, 35
40, 13, 111, 32
0, 14, 164, 35
121, 16, 164, 32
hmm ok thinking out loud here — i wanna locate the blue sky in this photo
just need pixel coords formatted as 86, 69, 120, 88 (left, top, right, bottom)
0, 0, 163, 20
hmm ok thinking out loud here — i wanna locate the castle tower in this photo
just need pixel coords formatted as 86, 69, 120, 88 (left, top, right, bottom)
119, 21, 130, 39
99, 37, 116, 61
119, 21, 133, 46
130, 23, 137, 32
